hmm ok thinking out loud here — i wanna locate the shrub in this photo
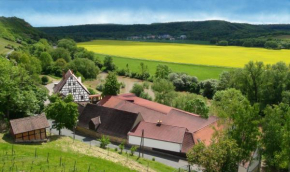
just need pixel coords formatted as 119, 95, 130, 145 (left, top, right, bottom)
140, 92, 153, 101
130, 83, 144, 97
117, 69, 126, 76
96, 83, 104, 92
98, 135, 110, 149
120, 82, 126, 89
41, 76, 49, 85
242, 41, 253, 47
142, 82, 150, 89
152, 157, 155, 161
264, 41, 280, 49
217, 40, 228, 46
130, 146, 138, 156
88, 88, 96, 95
114, 148, 118, 152
119, 141, 125, 154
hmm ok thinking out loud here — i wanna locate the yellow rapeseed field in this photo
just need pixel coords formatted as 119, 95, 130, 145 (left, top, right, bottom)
78, 40, 290, 68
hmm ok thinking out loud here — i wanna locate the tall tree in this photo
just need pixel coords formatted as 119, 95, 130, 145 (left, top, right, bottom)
102, 72, 120, 96
184, 98, 209, 118
69, 58, 99, 79
155, 64, 171, 79
263, 103, 290, 170
45, 94, 78, 135
0, 58, 46, 119
103, 56, 116, 71
152, 79, 176, 106
213, 89, 260, 162
187, 133, 241, 172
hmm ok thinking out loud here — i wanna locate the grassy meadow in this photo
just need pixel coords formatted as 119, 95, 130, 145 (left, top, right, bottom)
0, 38, 19, 54
0, 133, 174, 172
78, 40, 290, 68
96, 54, 230, 80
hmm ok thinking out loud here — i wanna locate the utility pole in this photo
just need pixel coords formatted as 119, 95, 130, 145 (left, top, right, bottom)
138, 129, 144, 159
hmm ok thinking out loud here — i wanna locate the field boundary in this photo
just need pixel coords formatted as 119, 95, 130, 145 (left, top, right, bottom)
95, 53, 237, 69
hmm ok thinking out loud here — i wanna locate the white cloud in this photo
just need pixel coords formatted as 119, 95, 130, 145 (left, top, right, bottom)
8, 9, 290, 27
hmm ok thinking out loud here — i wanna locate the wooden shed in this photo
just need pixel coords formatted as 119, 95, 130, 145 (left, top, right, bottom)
10, 114, 50, 142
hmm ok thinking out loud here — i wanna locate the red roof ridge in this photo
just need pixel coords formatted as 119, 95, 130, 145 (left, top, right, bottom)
10, 114, 46, 122
193, 116, 219, 133
133, 121, 189, 130
171, 108, 201, 117
114, 96, 168, 115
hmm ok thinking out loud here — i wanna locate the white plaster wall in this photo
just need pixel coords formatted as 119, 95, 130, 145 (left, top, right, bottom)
128, 135, 181, 152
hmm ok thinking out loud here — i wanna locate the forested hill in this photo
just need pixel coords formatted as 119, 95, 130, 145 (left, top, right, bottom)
0, 17, 46, 42
38, 20, 290, 42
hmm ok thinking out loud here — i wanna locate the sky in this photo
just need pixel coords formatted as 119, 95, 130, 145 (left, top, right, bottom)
0, 0, 290, 27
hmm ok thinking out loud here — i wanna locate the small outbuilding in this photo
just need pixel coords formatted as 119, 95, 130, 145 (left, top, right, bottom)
10, 114, 50, 142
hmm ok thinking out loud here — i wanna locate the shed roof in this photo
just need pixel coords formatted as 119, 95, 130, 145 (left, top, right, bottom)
128, 121, 187, 144
10, 115, 50, 134
78, 104, 141, 138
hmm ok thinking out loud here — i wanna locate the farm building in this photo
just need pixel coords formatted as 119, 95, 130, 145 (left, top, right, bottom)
77, 104, 143, 142
78, 93, 219, 154
10, 114, 50, 142
53, 69, 90, 102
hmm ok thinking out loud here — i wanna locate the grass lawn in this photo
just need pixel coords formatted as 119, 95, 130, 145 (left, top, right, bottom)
0, 133, 175, 172
96, 54, 230, 80
78, 40, 290, 68
0, 37, 20, 54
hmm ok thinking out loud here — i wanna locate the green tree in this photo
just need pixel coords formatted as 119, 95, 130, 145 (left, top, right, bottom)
201, 79, 218, 99
119, 140, 125, 154
264, 41, 280, 49
41, 76, 49, 85
0, 58, 46, 119
69, 58, 99, 79
213, 89, 260, 162
139, 62, 150, 80
45, 94, 78, 135
263, 103, 290, 170
50, 47, 71, 62
155, 64, 171, 79
103, 56, 116, 71
130, 83, 144, 97
39, 52, 53, 72
102, 72, 120, 96
152, 79, 176, 106
184, 98, 209, 118
187, 134, 241, 172
54, 58, 67, 69
98, 135, 110, 149
57, 39, 77, 55
217, 40, 228, 46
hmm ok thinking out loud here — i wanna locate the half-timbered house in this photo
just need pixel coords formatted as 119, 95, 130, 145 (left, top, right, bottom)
53, 70, 90, 102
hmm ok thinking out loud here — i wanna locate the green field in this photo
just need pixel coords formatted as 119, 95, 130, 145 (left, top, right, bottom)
0, 38, 19, 54
0, 133, 174, 172
96, 54, 230, 80
78, 40, 290, 68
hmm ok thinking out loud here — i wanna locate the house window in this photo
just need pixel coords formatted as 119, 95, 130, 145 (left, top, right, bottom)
81, 96, 84, 100
73, 89, 76, 93
68, 82, 71, 86
73, 82, 76, 85
70, 76, 73, 80
69, 89, 72, 93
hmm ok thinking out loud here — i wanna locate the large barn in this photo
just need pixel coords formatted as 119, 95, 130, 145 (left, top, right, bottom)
78, 93, 220, 154
53, 70, 90, 102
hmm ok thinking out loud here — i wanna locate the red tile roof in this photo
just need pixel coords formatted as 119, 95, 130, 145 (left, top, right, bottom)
181, 132, 195, 153
53, 69, 89, 94
128, 121, 187, 144
10, 115, 50, 134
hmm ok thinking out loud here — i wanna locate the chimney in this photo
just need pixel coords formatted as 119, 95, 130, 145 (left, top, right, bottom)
62, 71, 65, 79
156, 120, 162, 127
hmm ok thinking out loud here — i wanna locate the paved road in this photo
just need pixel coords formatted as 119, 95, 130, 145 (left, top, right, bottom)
45, 80, 199, 170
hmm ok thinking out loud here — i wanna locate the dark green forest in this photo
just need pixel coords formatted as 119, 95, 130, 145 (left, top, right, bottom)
39, 20, 290, 43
